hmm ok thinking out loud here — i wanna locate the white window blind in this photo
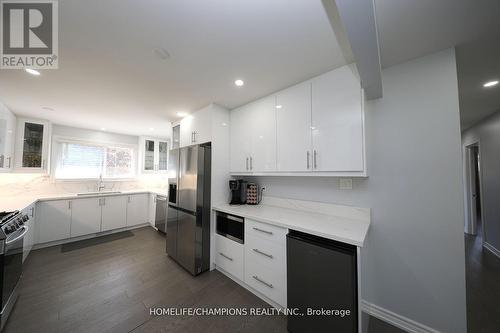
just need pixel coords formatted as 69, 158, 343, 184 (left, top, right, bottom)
55, 141, 135, 179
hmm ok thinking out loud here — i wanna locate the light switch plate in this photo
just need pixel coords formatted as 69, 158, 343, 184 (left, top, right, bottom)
339, 178, 353, 190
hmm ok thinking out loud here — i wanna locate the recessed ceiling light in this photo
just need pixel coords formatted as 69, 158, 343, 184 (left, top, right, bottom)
25, 68, 40, 76
176, 111, 187, 117
234, 79, 244, 87
149, 127, 155, 131
276, 105, 282, 109
483, 80, 499, 88
100, 127, 106, 131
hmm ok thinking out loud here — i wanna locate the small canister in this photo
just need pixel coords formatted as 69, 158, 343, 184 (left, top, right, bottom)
246, 183, 258, 205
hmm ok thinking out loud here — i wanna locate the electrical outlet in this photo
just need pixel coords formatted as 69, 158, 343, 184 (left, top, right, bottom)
339, 178, 353, 190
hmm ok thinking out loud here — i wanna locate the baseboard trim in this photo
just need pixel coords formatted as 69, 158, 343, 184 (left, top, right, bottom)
361, 300, 441, 333
483, 242, 500, 259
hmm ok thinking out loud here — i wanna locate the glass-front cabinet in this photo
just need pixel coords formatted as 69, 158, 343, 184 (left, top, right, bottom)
15, 118, 50, 172
140, 137, 169, 173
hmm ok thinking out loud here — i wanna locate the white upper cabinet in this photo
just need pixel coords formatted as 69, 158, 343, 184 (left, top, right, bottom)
180, 105, 212, 147
230, 105, 253, 173
0, 104, 16, 171
312, 65, 364, 172
229, 64, 366, 177
140, 137, 169, 173
70, 197, 102, 238
37, 200, 71, 244
15, 118, 50, 172
276, 81, 312, 172
249, 96, 277, 172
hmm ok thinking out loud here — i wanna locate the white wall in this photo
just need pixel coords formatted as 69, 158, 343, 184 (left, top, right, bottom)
243, 49, 466, 332
462, 110, 500, 252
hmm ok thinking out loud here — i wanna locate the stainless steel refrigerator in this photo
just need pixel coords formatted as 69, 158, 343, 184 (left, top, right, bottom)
166, 143, 211, 275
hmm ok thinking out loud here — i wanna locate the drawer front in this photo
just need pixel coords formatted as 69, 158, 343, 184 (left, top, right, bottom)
246, 219, 287, 245
215, 234, 244, 281
245, 257, 286, 307
245, 234, 286, 272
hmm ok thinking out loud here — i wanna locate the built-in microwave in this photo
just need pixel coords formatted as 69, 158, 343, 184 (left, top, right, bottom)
216, 211, 244, 244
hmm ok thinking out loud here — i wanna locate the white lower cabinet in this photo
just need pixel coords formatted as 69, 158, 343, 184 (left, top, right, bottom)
70, 198, 101, 238
22, 204, 36, 262
215, 217, 287, 308
101, 196, 127, 231
126, 194, 149, 226
215, 234, 244, 281
37, 200, 71, 243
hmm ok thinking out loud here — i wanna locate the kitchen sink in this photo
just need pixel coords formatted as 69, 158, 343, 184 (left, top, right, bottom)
77, 191, 122, 196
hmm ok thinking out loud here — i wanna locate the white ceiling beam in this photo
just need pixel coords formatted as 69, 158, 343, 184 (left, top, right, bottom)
323, 0, 383, 99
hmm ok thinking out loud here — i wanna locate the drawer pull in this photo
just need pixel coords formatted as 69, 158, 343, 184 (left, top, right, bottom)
219, 252, 233, 261
253, 275, 274, 289
253, 227, 273, 235
253, 248, 273, 259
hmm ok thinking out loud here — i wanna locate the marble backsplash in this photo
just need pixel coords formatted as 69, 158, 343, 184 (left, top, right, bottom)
0, 173, 168, 197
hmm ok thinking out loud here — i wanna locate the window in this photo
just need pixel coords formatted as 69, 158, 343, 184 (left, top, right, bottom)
55, 141, 136, 179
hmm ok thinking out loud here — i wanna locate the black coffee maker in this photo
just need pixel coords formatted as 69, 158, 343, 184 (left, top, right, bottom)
229, 179, 247, 205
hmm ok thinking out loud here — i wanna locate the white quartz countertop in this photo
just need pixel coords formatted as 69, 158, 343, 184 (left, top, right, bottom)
0, 189, 168, 213
213, 200, 370, 247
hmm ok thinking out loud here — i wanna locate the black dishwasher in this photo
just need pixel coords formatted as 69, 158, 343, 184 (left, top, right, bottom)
287, 230, 358, 333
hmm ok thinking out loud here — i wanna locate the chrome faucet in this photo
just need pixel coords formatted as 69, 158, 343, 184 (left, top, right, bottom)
98, 174, 105, 192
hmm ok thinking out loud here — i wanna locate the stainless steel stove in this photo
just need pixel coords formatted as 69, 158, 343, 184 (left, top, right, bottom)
0, 210, 29, 331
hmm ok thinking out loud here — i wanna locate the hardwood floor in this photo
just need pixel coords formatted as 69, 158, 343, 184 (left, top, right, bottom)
465, 223, 500, 332
6, 226, 401, 333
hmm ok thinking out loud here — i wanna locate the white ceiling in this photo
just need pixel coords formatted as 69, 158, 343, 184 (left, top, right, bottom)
0, 0, 347, 137
375, 0, 500, 68
457, 32, 500, 130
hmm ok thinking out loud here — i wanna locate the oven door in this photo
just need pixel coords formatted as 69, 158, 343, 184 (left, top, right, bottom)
216, 212, 244, 244
2, 226, 28, 312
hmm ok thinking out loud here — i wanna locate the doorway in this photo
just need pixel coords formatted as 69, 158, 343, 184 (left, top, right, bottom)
465, 143, 484, 239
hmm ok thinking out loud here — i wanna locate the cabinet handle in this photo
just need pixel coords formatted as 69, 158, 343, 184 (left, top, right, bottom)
252, 275, 274, 289
313, 150, 317, 169
306, 151, 310, 169
193, 131, 197, 143
68, 201, 72, 209
7, 157, 11, 168
250, 157, 253, 170
246, 157, 249, 171
253, 248, 273, 259
252, 227, 273, 235
30, 207, 34, 218
103, 198, 106, 206
219, 252, 233, 261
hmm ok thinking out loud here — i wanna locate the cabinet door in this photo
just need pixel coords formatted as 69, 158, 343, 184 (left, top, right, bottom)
101, 196, 127, 231
249, 96, 277, 172
191, 106, 211, 144
71, 198, 102, 237
126, 194, 149, 226
15, 119, 49, 171
0, 109, 15, 171
179, 116, 194, 147
37, 200, 71, 244
230, 105, 253, 173
276, 82, 312, 172
22, 204, 35, 261
312, 66, 364, 172
143, 139, 156, 172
